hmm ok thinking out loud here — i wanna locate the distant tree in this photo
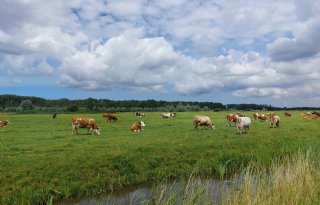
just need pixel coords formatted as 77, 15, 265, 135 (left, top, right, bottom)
67, 104, 79, 112
20, 99, 34, 110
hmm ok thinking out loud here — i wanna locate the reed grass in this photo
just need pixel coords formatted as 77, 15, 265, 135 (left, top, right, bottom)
146, 150, 320, 205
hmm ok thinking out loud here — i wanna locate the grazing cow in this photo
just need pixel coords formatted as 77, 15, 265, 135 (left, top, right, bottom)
193, 115, 215, 129
269, 115, 280, 128
102, 113, 118, 122
135, 112, 145, 117
161, 112, 176, 118
0, 120, 10, 127
253, 113, 267, 121
284, 112, 291, 117
226, 114, 237, 127
258, 115, 268, 121
304, 115, 318, 120
72, 117, 100, 135
253, 112, 259, 120
312, 112, 320, 117
236, 116, 251, 134
130, 121, 146, 132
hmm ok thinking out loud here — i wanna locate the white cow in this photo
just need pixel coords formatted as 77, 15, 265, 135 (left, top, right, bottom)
193, 115, 215, 130
161, 112, 176, 118
236, 116, 251, 134
269, 115, 280, 128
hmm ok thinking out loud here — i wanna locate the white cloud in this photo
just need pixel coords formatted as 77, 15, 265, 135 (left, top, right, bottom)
1, 0, 320, 106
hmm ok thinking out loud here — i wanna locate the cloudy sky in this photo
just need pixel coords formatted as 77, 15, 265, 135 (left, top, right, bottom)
1, 0, 319, 107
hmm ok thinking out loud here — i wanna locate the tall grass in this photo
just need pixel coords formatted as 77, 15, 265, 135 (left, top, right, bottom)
222, 150, 320, 205
147, 150, 320, 205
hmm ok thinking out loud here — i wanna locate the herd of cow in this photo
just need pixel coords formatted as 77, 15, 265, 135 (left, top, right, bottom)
1, 111, 319, 135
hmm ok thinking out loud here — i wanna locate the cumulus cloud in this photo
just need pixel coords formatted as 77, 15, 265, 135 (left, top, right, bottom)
1, 0, 320, 106
59, 30, 180, 92
267, 18, 320, 61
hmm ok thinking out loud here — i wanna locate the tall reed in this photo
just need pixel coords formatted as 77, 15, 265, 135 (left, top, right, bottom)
148, 150, 320, 205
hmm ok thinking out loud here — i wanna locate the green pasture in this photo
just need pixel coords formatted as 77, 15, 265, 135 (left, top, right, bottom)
0, 111, 319, 204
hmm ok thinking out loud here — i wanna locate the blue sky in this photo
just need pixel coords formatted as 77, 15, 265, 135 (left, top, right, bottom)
1, 0, 320, 107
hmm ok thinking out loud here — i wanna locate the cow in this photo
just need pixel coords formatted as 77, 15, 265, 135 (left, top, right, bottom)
236, 116, 251, 134
304, 112, 312, 116
0, 120, 10, 127
193, 115, 215, 129
284, 112, 291, 117
312, 112, 320, 117
102, 113, 118, 122
269, 115, 280, 128
71, 117, 100, 135
304, 115, 318, 120
161, 112, 176, 118
135, 112, 145, 117
130, 121, 146, 132
226, 114, 237, 127
253, 112, 259, 120
52, 113, 57, 118
253, 113, 267, 121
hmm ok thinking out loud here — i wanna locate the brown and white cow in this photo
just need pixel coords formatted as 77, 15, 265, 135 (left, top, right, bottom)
130, 121, 146, 132
253, 112, 267, 121
253, 112, 259, 120
193, 115, 215, 129
269, 114, 280, 128
312, 111, 320, 117
226, 114, 237, 127
135, 112, 145, 117
0, 120, 10, 127
102, 113, 118, 122
304, 115, 318, 120
72, 117, 100, 135
161, 112, 176, 118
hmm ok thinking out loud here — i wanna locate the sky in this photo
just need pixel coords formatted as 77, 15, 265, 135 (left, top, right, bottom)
0, 0, 320, 107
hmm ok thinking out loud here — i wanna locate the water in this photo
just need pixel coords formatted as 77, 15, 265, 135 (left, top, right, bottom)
56, 178, 234, 205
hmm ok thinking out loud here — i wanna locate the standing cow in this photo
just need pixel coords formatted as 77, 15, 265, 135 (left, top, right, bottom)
130, 121, 146, 132
193, 115, 215, 129
226, 114, 237, 127
236, 116, 251, 134
72, 117, 100, 135
269, 115, 280, 128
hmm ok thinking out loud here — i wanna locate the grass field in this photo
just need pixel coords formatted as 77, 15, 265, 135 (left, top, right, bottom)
0, 111, 319, 204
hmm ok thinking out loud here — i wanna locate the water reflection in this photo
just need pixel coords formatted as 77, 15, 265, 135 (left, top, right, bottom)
57, 178, 233, 205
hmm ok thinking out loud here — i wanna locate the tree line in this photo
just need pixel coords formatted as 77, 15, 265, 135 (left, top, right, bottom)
0, 94, 316, 114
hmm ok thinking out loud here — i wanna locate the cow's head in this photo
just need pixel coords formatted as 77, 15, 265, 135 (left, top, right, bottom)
140, 121, 146, 127
92, 127, 101, 135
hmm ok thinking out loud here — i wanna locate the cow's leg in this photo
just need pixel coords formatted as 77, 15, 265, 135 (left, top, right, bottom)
72, 125, 75, 135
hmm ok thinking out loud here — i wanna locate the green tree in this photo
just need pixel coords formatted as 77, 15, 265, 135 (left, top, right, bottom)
20, 99, 34, 110
67, 104, 79, 112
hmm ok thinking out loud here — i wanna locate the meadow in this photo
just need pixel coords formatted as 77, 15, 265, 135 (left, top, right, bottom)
0, 111, 319, 204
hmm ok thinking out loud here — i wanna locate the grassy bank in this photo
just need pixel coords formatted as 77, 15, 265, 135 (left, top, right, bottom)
145, 150, 320, 205
0, 111, 319, 204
